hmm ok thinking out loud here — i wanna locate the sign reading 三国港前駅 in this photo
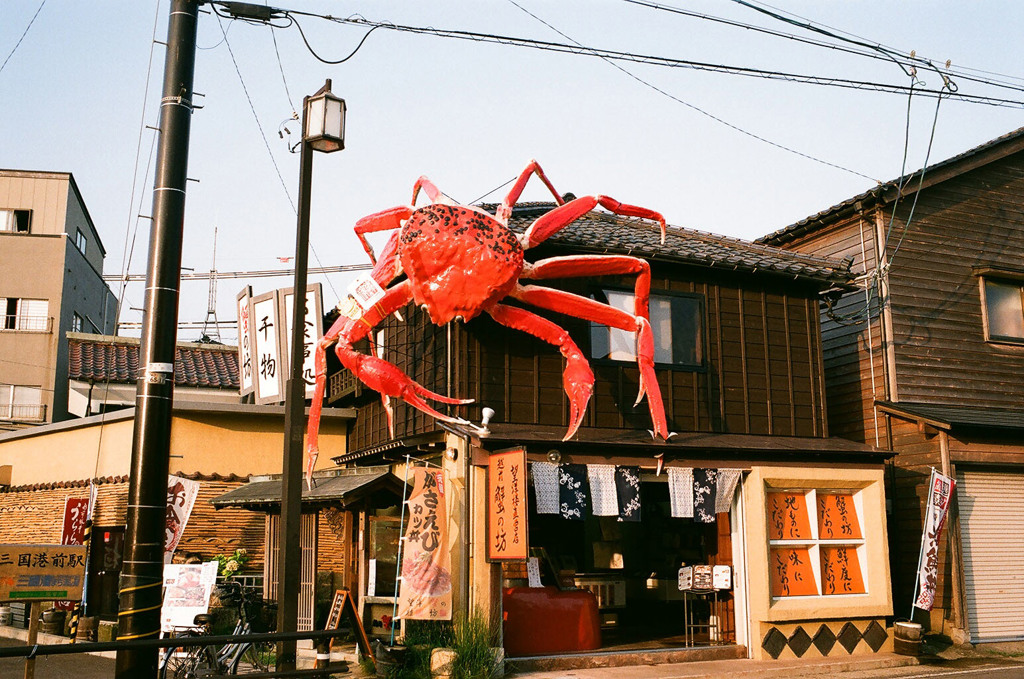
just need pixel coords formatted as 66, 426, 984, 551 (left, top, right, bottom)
0, 544, 87, 602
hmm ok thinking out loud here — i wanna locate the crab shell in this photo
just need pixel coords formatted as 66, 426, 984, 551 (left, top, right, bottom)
398, 203, 524, 325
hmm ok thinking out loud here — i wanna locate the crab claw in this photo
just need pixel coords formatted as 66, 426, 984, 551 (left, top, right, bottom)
340, 349, 474, 435
634, 318, 670, 440
562, 351, 595, 441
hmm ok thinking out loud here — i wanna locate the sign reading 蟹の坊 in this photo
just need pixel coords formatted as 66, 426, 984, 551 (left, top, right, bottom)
0, 544, 87, 602
487, 447, 528, 561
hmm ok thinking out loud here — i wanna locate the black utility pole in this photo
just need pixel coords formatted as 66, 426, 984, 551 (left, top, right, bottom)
276, 106, 314, 672
115, 0, 199, 676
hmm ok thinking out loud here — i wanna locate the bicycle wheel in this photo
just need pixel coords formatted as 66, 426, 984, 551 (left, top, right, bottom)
161, 644, 220, 679
229, 641, 276, 674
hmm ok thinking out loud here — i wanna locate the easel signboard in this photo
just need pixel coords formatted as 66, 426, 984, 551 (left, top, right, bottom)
325, 589, 374, 660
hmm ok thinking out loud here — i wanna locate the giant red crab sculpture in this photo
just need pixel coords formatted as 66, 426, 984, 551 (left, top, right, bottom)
305, 160, 671, 474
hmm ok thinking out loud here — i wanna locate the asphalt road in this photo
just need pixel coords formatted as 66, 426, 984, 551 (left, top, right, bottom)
0, 636, 115, 679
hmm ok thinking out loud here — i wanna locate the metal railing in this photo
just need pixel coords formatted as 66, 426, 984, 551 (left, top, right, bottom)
0, 403, 47, 422
0, 628, 356, 678
0, 314, 52, 332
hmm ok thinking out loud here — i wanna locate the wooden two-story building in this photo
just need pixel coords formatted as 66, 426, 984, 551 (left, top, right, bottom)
759, 127, 1024, 645
323, 202, 895, 664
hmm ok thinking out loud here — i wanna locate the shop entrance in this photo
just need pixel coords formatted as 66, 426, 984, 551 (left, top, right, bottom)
504, 475, 736, 654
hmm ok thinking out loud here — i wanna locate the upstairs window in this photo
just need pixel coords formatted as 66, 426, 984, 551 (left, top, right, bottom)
75, 229, 88, 255
0, 384, 44, 421
0, 209, 31, 233
1, 298, 50, 332
983, 278, 1024, 342
72, 312, 85, 333
590, 289, 704, 368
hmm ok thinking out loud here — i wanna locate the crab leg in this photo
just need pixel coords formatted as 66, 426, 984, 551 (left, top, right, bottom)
488, 303, 595, 441
306, 280, 472, 475
495, 159, 565, 224
512, 255, 669, 439
353, 206, 414, 267
523, 195, 667, 249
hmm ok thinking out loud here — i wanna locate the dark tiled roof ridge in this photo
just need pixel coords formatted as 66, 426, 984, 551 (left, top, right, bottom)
67, 331, 237, 352
481, 202, 852, 285
0, 471, 249, 493
759, 125, 1024, 244
68, 333, 239, 388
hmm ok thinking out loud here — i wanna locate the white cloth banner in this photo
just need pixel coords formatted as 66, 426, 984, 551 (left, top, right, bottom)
667, 467, 694, 518
165, 475, 201, 563
588, 465, 619, 516
531, 462, 560, 514
914, 469, 956, 611
715, 469, 742, 514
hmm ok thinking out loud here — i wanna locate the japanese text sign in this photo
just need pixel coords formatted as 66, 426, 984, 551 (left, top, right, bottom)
817, 493, 862, 539
251, 291, 283, 404
0, 544, 87, 602
165, 475, 201, 563
769, 547, 818, 597
767, 491, 812, 540
398, 468, 452, 620
56, 497, 90, 609
914, 469, 955, 611
236, 287, 255, 396
487, 448, 528, 561
283, 283, 323, 399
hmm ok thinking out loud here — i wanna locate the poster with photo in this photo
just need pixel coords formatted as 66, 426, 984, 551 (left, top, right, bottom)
161, 561, 219, 632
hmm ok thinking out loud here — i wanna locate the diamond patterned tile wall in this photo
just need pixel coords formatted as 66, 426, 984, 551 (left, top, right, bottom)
761, 621, 888, 659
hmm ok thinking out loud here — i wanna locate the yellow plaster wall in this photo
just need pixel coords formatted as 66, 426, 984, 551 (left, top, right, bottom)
0, 410, 348, 485
743, 465, 893, 659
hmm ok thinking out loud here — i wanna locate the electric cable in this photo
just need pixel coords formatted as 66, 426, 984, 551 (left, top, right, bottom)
0, 0, 46, 76
506, 0, 877, 181
291, 14, 383, 65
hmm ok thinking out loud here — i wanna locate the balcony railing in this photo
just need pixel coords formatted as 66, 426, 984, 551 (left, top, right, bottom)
0, 315, 52, 333
0, 404, 47, 422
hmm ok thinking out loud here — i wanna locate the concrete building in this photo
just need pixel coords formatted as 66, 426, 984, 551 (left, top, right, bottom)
0, 170, 117, 429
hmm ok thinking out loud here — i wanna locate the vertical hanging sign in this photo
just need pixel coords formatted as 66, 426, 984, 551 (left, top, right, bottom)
398, 468, 452, 620
488, 447, 528, 561
251, 290, 284, 405
236, 287, 255, 397
164, 475, 201, 563
913, 468, 956, 611
282, 283, 323, 399
55, 497, 90, 610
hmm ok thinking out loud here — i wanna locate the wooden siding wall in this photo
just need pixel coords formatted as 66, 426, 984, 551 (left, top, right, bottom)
765, 214, 890, 447
883, 155, 1024, 407
346, 264, 830, 449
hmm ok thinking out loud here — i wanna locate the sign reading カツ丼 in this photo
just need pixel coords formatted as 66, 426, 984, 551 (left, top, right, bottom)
0, 544, 87, 602
487, 447, 528, 561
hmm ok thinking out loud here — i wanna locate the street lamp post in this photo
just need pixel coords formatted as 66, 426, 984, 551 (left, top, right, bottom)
277, 80, 345, 672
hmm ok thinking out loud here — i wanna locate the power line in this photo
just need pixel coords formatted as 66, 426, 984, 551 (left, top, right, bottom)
274, 12, 1023, 108
0, 0, 46, 76
104, 263, 372, 283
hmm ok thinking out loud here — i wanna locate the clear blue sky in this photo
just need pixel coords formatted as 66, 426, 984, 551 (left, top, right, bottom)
2, 1, 1022, 342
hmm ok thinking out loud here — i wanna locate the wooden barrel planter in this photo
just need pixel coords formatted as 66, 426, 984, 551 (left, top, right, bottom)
894, 621, 923, 656
76, 616, 98, 641
41, 609, 67, 635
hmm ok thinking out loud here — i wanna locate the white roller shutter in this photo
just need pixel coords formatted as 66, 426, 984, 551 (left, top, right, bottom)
957, 469, 1024, 642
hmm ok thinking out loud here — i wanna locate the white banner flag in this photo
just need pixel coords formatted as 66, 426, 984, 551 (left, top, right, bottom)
165, 475, 201, 563
913, 469, 956, 611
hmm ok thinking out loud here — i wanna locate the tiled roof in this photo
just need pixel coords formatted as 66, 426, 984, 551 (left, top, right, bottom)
68, 332, 239, 389
490, 202, 854, 287
876, 401, 1024, 432
758, 126, 1024, 246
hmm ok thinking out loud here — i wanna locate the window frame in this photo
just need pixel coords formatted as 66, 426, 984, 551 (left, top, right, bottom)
0, 384, 44, 421
1, 298, 51, 332
0, 209, 31, 233
979, 275, 1024, 345
766, 487, 868, 600
75, 229, 88, 255
588, 286, 707, 371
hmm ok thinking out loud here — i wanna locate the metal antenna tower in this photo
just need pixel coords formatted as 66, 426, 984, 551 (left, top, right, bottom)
200, 225, 220, 342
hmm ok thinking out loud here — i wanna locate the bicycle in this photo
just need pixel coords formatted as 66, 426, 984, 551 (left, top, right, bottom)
159, 581, 277, 677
